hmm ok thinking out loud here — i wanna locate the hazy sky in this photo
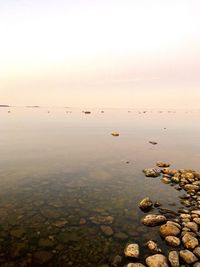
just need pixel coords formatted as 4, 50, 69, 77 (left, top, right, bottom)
0, 0, 200, 108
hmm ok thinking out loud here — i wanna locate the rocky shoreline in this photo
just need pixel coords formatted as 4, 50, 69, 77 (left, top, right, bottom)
110, 163, 200, 267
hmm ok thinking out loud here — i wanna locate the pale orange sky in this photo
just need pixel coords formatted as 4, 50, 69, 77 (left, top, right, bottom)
0, 0, 200, 108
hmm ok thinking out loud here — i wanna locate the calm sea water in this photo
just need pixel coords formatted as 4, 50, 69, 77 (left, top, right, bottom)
0, 107, 200, 266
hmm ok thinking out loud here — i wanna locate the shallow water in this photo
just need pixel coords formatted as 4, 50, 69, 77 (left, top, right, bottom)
0, 107, 200, 266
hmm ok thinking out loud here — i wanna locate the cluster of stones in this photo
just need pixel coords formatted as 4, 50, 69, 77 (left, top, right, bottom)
131, 162, 200, 267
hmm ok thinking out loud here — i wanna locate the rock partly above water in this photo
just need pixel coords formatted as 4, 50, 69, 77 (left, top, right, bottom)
146, 254, 169, 267
142, 214, 167, 226
124, 243, 140, 259
143, 168, 161, 177
139, 197, 153, 211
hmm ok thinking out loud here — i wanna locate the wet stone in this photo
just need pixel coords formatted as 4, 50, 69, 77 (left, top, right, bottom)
113, 232, 128, 240
139, 197, 153, 211
159, 223, 180, 237
185, 222, 198, 232
100, 225, 114, 236
168, 251, 179, 267
142, 214, 167, 226
156, 161, 170, 168
143, 168, 160, 177
52, 219, 68, 228
112, 255, 122, 266
32, 251, 53, 265
182, 233, 199, 249
179, 250, 198, 264
126, 264, 146, 267
193, 247, 200, 258
79, 218, 86, 225
124, 243, 140, 259
165, 236, 181, 247
89, 215, 114, 225
10, 242, 28, 259
10, 228, 26, 238
38, 238, 54, 248
146, 254, 169, 267
145, 240, 162, 254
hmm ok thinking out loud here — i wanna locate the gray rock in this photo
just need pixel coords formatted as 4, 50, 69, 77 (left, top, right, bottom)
146, 254, 169, 267
142, 214, 167, 226
168, 251, 179, 267
179, 250, 198, 264
124, 243, 140, 258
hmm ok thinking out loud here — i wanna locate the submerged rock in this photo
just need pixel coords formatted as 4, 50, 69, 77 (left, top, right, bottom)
114, 232, 128, 240
89, 215, 114, 225
32, 251, 53, 265
139, 197, 153, 211
10, 228, 26, 238
112, 255, 122, 266
100, 225, 114, 236
124, 243, 140, 259
142, 214, 167, 226
146, 254, 169, 267
143, 168, 160, 177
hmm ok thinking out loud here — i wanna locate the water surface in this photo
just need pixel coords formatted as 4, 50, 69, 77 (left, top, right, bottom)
0, 107, 200, 266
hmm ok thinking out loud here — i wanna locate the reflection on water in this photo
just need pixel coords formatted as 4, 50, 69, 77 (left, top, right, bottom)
0, 108, 200, 266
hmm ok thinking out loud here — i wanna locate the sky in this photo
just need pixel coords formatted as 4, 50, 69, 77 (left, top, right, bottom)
0, 0, 200, 108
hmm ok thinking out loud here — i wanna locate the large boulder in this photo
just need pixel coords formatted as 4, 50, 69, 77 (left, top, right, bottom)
146, 254, 169, 267
142, 214, 167, 226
